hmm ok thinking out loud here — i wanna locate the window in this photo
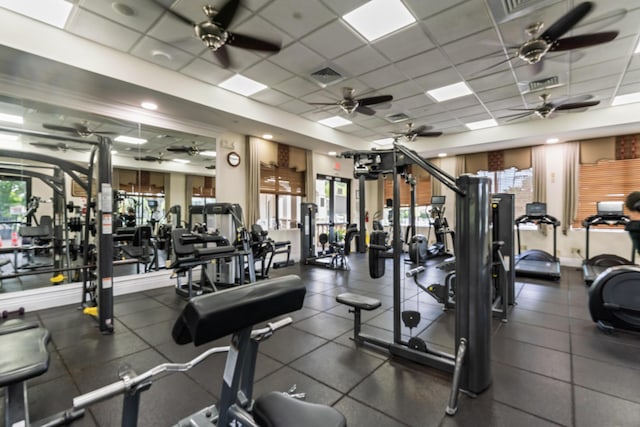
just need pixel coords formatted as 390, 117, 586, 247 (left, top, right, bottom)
574, 158, 640, 228
382, 166, 432, 227
478, 167, 533, 217
188, 175, 216, 207
0, 176, 30, 242
258, 164, 305, 230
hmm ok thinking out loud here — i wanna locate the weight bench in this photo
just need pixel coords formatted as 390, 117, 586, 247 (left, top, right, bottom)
0, 321, 52, 426
173, 275, 346, 427
170, 228, 238, 299
336, 292, 382, 344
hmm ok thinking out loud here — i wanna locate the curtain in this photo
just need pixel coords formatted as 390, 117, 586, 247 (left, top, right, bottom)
531, 145, 547, 235
246, 136, 260, 226
430, 158, 442, 197
563, 142, 580, 234
455, 155, 466, 176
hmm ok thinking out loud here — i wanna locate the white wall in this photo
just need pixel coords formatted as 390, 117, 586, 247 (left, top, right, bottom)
215, 132, 247, 208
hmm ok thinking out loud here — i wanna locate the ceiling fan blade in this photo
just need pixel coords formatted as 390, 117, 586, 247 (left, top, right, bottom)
228, 32, 281, 52
93, 130, 119, 135
42, 123, 77, 133
469, 54, 518, 77
550, 31, 618, 51
166, 147, 191, 153
500, 111, 535, 120
213, 0, 240, 28
555, 100, 600, 110
214, 46, 231, 68
358, 95, 393, 106
410, 125, 431, 134
415, 131, 443, 138
355, 105, 376, 116
151, 0, 196, 27
540, 2, 593, 43
30, 142, 59, 150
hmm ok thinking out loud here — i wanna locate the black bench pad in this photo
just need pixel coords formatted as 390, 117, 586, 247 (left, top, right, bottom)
194, 246, 236, 257
172, 275, 306, 346
0, 321, 51, 387
254, 391, 346, 427
336, 293, 381, 310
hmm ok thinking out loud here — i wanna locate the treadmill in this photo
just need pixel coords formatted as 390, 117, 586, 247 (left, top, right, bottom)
514, 202, 561, 280
582, 201, 634, 285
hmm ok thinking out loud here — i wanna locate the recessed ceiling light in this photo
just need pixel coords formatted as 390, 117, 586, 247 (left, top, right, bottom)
612, 92, 640, 106
219, 74, 268, 96
173, 159, 190, 164
0, 0, 73, 28
465, 119, 498, 130
438, 153, 447, 157
262, 134, 273, 140
427, 82, 473, 102
0, 134, 19, 142
0, 113, 23, 125
328, 151, 337, 156
318, 116, 353, 128
200, 151, 217, 157
343, 0, 415, 42
373, 137, 394, 146
114, 135, 147, 144
111, 150, 118, 154
546, 137, 559, 144
141, 101, 158, 110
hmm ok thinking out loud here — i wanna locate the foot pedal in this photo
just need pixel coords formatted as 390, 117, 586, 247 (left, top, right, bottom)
426, 284, 448, 304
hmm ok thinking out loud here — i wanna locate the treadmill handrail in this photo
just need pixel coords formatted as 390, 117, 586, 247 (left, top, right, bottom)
582, 214, 630, 228
514, 214, 560, 227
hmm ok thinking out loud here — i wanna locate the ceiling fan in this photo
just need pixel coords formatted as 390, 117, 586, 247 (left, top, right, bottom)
486, 2, 618, 74
151, 0, 281, 69
393, 123, 442, 141
501, 94, 600, 121
135, 153, 166, 163
30, 142, 91, 152
205, 164, 216, 170
42, 121, 118, 137
309, 87, 393, 116
167, 143, 202, 156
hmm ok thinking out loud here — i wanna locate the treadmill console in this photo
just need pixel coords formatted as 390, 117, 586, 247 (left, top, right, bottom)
431, 195, 445, 207
596, 201, 624, 217
526, 202, 547, 217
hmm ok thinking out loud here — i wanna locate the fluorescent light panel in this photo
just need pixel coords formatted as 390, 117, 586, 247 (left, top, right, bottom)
114, 135, 147, 144
0, 0, 73, 28
343, 0, 415, 41
262, 134, 273, 140
465, 119, 497, 130
438, 153, 447, 157
200, 151, 217, 157
427, 82, 473, 102
141, 101, 158, 111
0, 113, 23, 124
219, 75, 267, 96
318, 116, 352, 128
173, 159, 190, 164
0, 134, 19, 142
612, 92, 640, 106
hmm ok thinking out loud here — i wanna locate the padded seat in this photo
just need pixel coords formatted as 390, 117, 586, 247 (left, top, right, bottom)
0, 321, 50, 387
253, 391, 346, 427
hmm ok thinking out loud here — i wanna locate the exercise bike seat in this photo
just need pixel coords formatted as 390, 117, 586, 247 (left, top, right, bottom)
253, 391, 346, 427
0, 321, 51, 387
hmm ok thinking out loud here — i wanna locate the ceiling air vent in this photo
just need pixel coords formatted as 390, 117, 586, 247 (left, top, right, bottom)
385, 113, 409, 123
310, 67, 344, 87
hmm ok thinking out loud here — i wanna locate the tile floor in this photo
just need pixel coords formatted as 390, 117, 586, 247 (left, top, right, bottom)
1, 253, 640, 426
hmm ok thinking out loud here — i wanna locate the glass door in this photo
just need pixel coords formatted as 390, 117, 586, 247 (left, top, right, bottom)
315, 174, 350, 250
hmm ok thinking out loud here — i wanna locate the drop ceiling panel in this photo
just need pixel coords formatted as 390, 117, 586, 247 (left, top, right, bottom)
242, 60, 294, 87
395, 49, 450, 79
441, 29, 503, 65
278, 98, 316, 114
358, 65, 407, 90
259, 0, 334, 38
250, 88, 294, 106
79, 0, 163, 33
181, 58, 234, 85
130, 37, 195, 70
232, 15, 294, 48
372, 24, 434, 62
269, 43, 326, 75
145, 15, 202, 54
423, 1, 494, 45
301, 20, 364, 59
318, 0, 368, 17
67, 9, 142, 52
404, 0, 468, 20
332, 45, 389, 77
273, 76, 321, 97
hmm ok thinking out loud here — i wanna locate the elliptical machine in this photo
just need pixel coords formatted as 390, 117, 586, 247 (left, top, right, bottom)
588, 192, 640, 333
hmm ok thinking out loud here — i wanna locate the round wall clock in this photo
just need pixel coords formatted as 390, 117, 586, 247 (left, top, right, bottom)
227, 151, 241, 167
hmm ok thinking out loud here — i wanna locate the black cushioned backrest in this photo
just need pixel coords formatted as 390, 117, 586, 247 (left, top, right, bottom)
133, 225, 152, 246
172, 275, 306, 346
172, 228, 194, 256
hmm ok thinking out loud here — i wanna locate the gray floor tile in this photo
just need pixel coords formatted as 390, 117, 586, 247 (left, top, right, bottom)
574, 386, 640, 427
334, 396, 408, 427
492, 336, 572, 382
496, 320, 570, 352
572, 354, 640, 403
258, 325, 327, 364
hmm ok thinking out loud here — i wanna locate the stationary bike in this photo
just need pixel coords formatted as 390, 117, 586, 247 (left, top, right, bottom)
0, 275, 346, 426
588, 191, 640, 333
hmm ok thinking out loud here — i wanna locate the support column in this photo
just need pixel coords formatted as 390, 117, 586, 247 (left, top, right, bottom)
97, 137, 114, 334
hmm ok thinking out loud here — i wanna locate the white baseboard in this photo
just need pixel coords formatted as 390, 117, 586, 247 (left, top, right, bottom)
0, 270, 175, 314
